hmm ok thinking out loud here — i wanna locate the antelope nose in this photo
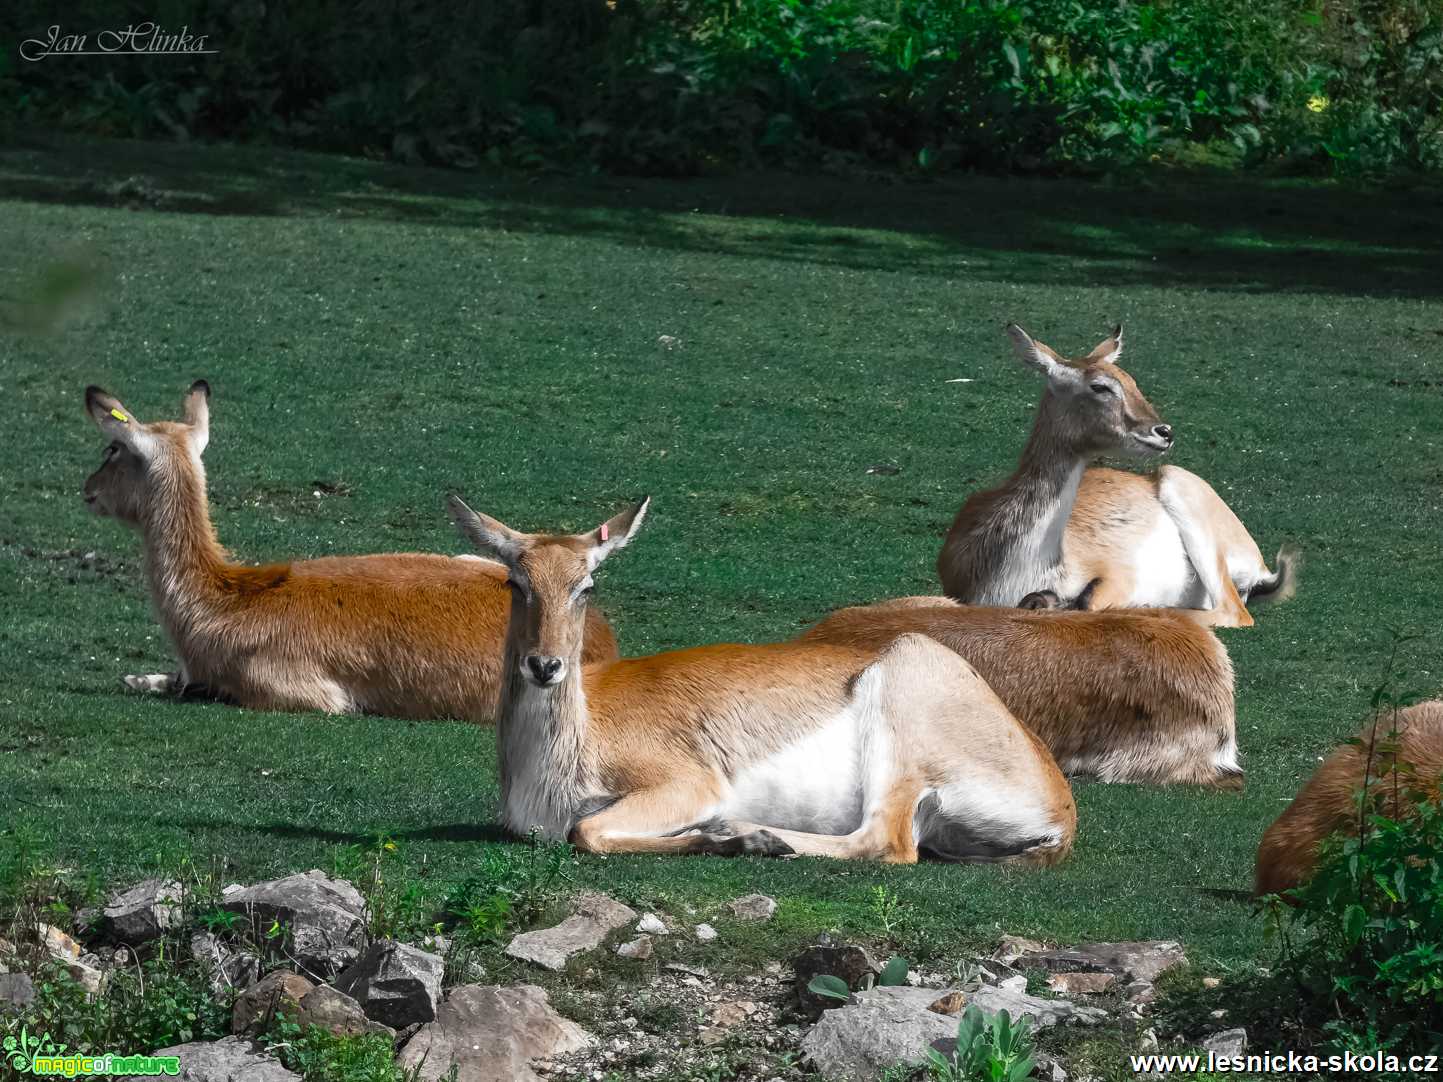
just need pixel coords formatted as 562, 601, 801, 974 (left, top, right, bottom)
1153, 424, 1173, 444
526, 655, 564, 684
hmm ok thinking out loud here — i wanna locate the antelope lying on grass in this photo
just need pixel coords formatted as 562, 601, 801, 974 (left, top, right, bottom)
802, 598, 1240, 787
81, 381, 618, 717
938, 324, 1297, 627
1255, 700, 1443, 896
448, 495, 1077, 865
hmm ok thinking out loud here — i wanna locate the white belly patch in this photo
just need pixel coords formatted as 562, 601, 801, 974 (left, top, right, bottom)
721, 709, 868, 835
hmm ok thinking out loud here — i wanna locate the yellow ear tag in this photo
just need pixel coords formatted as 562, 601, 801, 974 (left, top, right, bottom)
110, 408, 129, 423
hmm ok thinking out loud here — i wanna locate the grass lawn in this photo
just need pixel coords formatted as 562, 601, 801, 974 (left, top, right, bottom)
1, 136, 1440, 982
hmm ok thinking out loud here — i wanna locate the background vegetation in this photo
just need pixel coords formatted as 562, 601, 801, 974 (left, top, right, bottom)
5, 0, 1442, 178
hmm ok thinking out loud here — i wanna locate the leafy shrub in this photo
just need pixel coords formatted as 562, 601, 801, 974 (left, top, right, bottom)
1266, 710, 1443, 1055
266, 1018, 451, 1082
5, 0, 1440, 175
3, 959, 230, 1052
926, 1005, 1034, 1082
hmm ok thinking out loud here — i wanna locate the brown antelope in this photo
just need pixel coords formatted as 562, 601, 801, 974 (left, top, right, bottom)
801, 598, 1239, 787
1255, 700, 1443, 896
937, 323, 1297, 627
448, 495, 1077, 865
81, 381, 618, 717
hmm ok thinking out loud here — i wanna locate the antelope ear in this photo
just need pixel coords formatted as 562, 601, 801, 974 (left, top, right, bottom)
1085, 325, 1123, 366
586, 497, 650, 570
1006, 324, 1076, 384
449, 496, 526, 567
182, 380, 211, 454
85, 385, 158, 457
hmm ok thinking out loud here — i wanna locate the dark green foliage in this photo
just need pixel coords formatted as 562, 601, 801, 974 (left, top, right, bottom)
5, 1, 1440, 175
1268, 720, 1443, 1055
4, 959, 230, 1053
926, 1006, 1034, 1082
266, 1018, 451, 1082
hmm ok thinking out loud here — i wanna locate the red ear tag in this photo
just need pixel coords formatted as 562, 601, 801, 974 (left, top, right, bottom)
600, 523, 610, 542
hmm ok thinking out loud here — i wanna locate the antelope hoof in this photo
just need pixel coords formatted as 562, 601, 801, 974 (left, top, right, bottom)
124, 672, 176, 694
711, 830, 795, 858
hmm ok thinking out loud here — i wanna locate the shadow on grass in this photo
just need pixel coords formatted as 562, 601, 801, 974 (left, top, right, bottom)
3, 133, 1442, 299
172, 818, 511, 846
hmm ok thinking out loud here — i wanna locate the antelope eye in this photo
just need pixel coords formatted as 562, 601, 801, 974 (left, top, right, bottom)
103, 443, 119, 461
1089, 382, 1113, 395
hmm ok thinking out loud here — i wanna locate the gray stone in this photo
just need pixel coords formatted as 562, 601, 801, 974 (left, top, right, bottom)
335, 940, 443, 1028
504, 892, 637, 971
1047, 971, 1116, 995
615, 935, 653, 960
1012, 941, 1187, 984
637, 913, 668, 935
792, 944, 881, 1017
856, 985, 1106, 1029
802, 990, 956, 1081
296, 985, 396, 1039
219, 870, 366, 980
728, 894, 778, 921
153, 1038, 297, 1079
190, 932, 261, 994
153, 1037, 300, 1081
232, 970, 315, 1036
0, 972, 36, 1011
694, 923, 717, 941
397, 984, 592, 1082
104, 878, 183, 944
1203, 1028, 1248, 1057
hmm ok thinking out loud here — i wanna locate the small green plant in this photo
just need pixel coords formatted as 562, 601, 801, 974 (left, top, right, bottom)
926, 1006, 1034, 1082
442, 831, 572, 945
332, 833, 434, 944
266, 1016, 456, 1082
807, 954, 910, 1002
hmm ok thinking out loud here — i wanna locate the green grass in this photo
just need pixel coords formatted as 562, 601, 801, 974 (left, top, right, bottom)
1, 136, 1440, 973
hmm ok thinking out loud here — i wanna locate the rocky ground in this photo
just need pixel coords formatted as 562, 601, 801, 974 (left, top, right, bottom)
0, 872, 1250, 1081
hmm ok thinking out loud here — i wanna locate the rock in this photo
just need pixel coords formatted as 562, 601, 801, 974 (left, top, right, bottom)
615, 935, 653, 960
699, 1002, 757, 1047
1047, 971, 1116, 995
728, 894, 777, 921
296, 985, 396, 1039
792, 944, 880, 1017
1035, 1051, 1069, 1082
928, 992, 966, 1016
104, 878, 183, 944
1012, 941, 1187, 984
232, 970, 315, 1036
219, 871, 367, 980
664, 963, 709, 978
67, 957, 105, 996
694, 923, 717, 942
998, 974, 1028, 994
993, 935, 1046, 964
190, 932, 261, 993
397, 984, 592, 1082
0, 972, 36, 1011
38, 923, 82, 963
711, 1000, 757, 1027
335, 940, 443, 1028
802, 989, 956, 1081
1202, 976, 1222, 989
152, 1037, 300, 1081
637, 913, 668, 935
1203, 1028, 1248, 1057
858, 985, 1106, 1029
504, 892, 637, 972
1126, 979, 1158, 1006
